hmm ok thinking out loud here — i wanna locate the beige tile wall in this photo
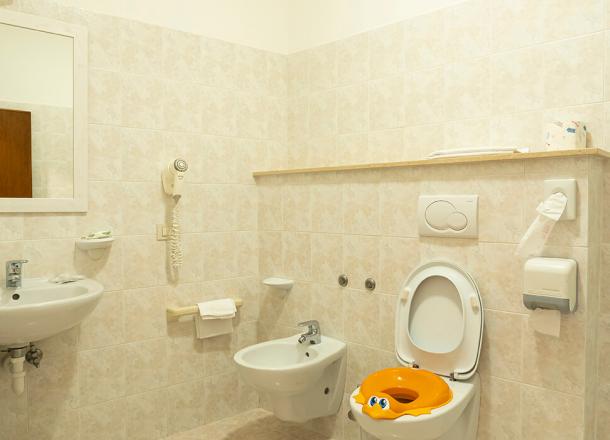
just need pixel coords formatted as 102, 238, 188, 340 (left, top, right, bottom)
258, 0, 610, 439
0, 0, 286, 439
279, 0, 608, 169
257, 159, 600, 440
596, 160, 610, 440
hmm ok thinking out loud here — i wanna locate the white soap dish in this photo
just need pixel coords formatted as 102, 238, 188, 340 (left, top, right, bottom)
262, 277, 294, 290
76, 237, 114, 259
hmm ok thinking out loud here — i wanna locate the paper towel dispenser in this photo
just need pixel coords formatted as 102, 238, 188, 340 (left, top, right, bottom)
523, 257, 577, 313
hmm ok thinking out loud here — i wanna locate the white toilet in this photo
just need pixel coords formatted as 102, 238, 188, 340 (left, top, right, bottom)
350, 261, 484, 440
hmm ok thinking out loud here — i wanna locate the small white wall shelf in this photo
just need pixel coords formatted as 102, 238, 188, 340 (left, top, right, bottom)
263, 277, 294, 290
75, 237, 114, 259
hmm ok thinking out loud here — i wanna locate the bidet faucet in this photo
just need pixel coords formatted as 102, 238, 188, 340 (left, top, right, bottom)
298, 320, 321, 345
5, 260, 28, 288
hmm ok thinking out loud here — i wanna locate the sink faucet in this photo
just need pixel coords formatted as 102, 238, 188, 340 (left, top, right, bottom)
6, 260, 28, 288
298, 320, 321, 345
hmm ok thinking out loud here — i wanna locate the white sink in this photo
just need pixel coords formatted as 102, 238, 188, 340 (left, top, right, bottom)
234, 334, 347, 422
0, 278, 104, 346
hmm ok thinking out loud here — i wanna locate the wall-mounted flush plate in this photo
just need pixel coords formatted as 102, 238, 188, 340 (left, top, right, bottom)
544, 179, 576, 220
156, 224, 169, 241
418, 195, 478, 238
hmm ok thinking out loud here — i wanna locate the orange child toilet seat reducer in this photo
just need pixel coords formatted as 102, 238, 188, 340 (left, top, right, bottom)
354, 367, 453, 420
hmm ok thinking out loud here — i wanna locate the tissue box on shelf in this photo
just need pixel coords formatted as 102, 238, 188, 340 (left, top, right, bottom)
544, 121, 587, 151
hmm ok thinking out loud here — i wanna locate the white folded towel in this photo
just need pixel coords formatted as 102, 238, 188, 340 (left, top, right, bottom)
197, 298, 236, 319
194, 299, 236, 339
194, 317, 233, 339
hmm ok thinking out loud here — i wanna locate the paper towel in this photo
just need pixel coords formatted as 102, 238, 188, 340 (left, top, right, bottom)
516, 192, 567, 259
528, 308, 561, 337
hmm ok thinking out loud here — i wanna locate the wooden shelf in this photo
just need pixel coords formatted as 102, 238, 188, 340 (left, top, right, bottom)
253, 148, 610, 177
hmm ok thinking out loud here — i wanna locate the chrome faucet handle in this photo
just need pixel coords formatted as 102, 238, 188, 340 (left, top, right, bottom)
297, 320, 321, 344
6, 259, 28, 274
298, 320, 320, 333
6, 259, 28, 288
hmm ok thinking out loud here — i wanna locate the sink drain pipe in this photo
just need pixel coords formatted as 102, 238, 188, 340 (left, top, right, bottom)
3, 346, 28, 395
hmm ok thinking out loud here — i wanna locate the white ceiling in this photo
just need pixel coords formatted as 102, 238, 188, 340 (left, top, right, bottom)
55, 0, 463, 54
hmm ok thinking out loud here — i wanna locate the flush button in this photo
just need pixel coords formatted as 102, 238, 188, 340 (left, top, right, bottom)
418, 195, 478, 238
447, 212, 468, 231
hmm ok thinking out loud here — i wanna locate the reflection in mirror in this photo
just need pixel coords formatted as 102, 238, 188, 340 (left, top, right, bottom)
0, 22, 74, 198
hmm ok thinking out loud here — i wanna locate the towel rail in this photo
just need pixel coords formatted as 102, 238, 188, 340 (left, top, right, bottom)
166, 298, 243, 321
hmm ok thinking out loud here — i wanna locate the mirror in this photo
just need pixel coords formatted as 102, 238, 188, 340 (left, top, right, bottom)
0, 23, 73, 198
0, 10, 87, 212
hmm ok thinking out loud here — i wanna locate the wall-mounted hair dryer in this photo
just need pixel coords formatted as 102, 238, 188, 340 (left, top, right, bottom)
162, 158, 188, 197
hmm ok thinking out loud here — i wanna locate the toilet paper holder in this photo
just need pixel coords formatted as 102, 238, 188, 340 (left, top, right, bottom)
522, 257, 577, 313
544, 179, 576, 221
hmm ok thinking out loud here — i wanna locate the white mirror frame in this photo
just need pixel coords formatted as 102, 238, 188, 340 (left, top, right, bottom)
0, 10, 88, 213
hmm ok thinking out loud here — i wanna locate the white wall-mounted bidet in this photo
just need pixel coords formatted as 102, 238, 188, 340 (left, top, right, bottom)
234, 323, 346, 423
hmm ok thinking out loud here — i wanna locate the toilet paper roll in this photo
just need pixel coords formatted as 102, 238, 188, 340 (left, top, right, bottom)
528, 308, 561, 337
516, 192, 567, 259
545, 121, 587, 151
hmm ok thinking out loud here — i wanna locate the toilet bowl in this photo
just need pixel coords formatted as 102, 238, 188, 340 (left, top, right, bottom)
351, 374, 480, 440
349, 261, 484, 440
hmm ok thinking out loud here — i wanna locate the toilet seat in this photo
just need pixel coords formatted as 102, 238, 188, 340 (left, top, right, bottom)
349, 261, 483, 438
354, 367, 452, 419
396, 261, 483, 380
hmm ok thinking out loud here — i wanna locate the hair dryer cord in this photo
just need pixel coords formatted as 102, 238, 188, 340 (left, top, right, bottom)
170, 199, 183, 269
